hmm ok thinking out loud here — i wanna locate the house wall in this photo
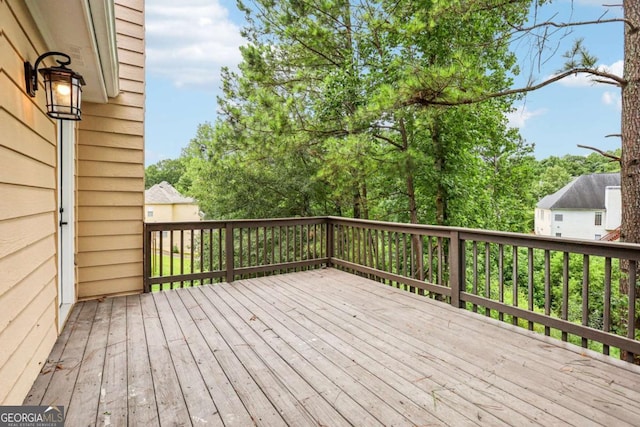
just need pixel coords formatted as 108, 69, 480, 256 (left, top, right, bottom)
605, 186, 621, 230
146, 203, 201, 254
76, 0, 145, 299
174, 203, 201, 221
146, 203, 173, 222
534, 208, 552, 236
0, 0, 60, 404
547, 209, 608, 240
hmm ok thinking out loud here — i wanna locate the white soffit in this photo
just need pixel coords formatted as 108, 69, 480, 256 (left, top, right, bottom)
25, 0, 119, 103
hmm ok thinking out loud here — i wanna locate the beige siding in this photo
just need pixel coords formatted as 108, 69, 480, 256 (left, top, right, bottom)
0, 0, 59, 404
76, 0, 145, 299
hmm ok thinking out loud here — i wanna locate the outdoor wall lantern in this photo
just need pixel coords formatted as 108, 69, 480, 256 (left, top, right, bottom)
24, 51, 85, 120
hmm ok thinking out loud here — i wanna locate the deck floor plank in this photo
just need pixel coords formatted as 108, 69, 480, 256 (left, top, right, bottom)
178, 288, 287, 427
269, 272, 611, 426
140, 293, 192, 425
39, 301, 99, 409
334, 269, 640, 392
23, 302, 82, 405
96, 296, 129, 426
152, 291, 225, 426
164, 288, 255, 427
198, 285, 351, 427
306, 269, 640, 422
24, 268, 640, 426
249, 274, 580, 426
214, 283, 402, 426
65, 298, 113, 425
126, 295, 159, 426
227, 278, 480, 426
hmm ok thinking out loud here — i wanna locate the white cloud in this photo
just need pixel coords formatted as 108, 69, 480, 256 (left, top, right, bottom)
506, 105, 547, 129
602, 91, 622, 110
556, 60, 623, 87
145, 0, 245, 89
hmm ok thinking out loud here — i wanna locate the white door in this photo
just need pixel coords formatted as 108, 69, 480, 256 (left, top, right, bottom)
57, 121, 75, 328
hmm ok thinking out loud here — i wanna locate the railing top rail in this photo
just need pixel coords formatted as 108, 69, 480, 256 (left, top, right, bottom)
327, 216, 640, 259
144, 216, 328, 231
144, 215, 640, 259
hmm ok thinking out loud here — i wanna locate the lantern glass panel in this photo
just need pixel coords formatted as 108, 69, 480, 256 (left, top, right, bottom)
43, 68, 83, 120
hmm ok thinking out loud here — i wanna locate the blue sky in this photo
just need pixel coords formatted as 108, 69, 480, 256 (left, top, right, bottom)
144, 0, 624, 165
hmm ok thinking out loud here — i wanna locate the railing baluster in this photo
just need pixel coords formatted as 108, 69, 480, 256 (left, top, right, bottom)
498, 244, 504, 322
159, 230, 164, 278
603, 257, 612, 355
485, 242, 490, 317
428, 237, 433, 284
180, 230, 185, 288
627, 260, 637, 362
582, 255, 590, 348
190, 228, 195, 286
528, 248, 534, 331
218, 228, 223, 280
562, 252, 569, 342
169, 230, 174, 290
472, 241, 478, 313
437, 237, 443, 287
544, 250, 551, 336
512, 245, 518, 326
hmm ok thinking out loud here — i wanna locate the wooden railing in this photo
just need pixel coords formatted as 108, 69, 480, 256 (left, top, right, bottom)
144, 216, 640, 362
144, 217, 329, 290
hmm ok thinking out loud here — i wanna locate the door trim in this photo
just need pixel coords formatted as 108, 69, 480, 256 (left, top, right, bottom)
57, 121, 75, 329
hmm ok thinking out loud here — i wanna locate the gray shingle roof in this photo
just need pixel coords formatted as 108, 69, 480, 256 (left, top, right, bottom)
145, 181, 195, 204
537, 173, 620, 210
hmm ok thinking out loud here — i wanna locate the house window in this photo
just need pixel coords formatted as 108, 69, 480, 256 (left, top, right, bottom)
147, 207, 154, 218
595, 234, 602, 240
555, 233, 562, 237
554, 214, 563, 222
162, 231, 169, 238
595, 212, 603, 226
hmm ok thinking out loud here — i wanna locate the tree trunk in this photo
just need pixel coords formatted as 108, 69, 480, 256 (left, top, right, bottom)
621, 0, 640, 247
399, 117, 425, 280
620, 0, 640, 362
432, 119, 447, 226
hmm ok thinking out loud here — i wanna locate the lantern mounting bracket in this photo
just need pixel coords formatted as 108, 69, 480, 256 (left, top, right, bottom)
24, 51, 72, 97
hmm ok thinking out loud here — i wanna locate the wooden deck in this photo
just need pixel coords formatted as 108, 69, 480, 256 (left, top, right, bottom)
25, 269, 640, 426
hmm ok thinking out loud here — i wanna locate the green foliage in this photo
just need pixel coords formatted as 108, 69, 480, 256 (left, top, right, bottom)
533, 149, 621, 200
171, 0, 620, 235
145, 158, 187, 190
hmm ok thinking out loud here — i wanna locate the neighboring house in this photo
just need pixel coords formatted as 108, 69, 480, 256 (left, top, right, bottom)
145, 181, 202, 254
1, 0, 144, 404
535, 173, 621, 240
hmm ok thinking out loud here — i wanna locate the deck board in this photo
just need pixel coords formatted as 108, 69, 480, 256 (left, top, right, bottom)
301, 272, 640, 423
25, 269, 640, 426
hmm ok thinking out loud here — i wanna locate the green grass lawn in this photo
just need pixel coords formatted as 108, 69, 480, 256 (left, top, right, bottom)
150, 253, 194, 292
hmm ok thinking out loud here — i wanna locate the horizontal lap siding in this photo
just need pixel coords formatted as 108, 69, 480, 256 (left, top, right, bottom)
0, 0, 59, 404
76, 0, 145, 299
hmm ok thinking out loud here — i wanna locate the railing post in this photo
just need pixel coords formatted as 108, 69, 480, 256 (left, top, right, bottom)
143, 223, 150, 293
449, 231, 464, 308
326, 219, 334, 267
225, 222, 234, 282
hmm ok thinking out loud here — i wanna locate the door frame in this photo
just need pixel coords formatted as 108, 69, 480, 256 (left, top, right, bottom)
57, 120, 76, 329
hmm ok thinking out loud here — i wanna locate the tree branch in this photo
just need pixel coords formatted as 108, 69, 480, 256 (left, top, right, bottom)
372, 133, 404, 150
405, 67, 627, 107
513, 17, 637, 34
577, 144, 621, 162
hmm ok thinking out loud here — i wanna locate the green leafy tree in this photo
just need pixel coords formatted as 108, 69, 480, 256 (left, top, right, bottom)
145, 158, 187, 190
